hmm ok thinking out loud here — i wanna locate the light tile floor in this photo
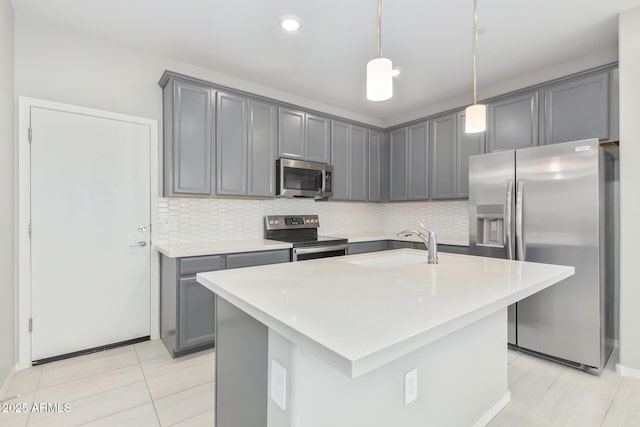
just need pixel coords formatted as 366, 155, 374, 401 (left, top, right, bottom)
2, 341, 640, 426
0, 340, 214, 426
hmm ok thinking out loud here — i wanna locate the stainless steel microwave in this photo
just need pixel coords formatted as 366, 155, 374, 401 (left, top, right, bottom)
276, 158, 333, 198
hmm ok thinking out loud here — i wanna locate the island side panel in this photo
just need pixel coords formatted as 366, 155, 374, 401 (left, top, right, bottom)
216, 295, 269, 427
267, 309, 510, 427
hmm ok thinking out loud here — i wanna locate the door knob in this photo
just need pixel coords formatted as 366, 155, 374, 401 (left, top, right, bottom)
130, 241, 147, 247
138, 225, 147, 233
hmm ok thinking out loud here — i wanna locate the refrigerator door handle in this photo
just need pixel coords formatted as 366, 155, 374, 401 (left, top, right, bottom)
505, 180, 514, 260
515, 181, 525, 260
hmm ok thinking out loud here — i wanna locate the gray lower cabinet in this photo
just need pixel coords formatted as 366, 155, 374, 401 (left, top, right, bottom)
216, 92, 248, 196
161, 78, 215, 196
330, 121, 369, 201
430, 114, 456, 199
348, 241, 388, 255
278, 108, 331, 163
543, 71, 611, 144
161, 249, 290, 357
487, 91, 539, 152
456, 112, 485, 198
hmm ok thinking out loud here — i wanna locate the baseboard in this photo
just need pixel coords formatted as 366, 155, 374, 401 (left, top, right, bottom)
472, 391, 512, 427
0, 364, 17, 401
616, 363, 640, 379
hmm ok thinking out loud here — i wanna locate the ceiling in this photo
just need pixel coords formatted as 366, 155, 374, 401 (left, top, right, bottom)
11, 0, 640, 123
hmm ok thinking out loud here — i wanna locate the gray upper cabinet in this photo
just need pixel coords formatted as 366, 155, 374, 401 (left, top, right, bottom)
407, 122, 429, 200
278, 108, 331, 163
278, 108, 306, 159
456, 112, 485, 198
430, 115, 456, 200
389, 128, 408, 201
543, 72, 610, 145
306, 114, 331, 164
487, 91, 539, 152
216, 92, 248, 196
330, 121, 369, 201
248, 100, 277, 197
350, 126, 369, 201
162, 79, 215, 197
368, 130, 383, 202
331, 121, 350, 200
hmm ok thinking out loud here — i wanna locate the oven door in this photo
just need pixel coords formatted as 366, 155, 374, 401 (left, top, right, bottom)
277, 158, 329, 198
292, 244, 348, 262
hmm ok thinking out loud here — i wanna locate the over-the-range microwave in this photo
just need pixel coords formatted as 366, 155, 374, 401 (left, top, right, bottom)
276, 158, 333, 199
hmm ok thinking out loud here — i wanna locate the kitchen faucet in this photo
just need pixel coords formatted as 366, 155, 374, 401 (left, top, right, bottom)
397, 222, 439, 264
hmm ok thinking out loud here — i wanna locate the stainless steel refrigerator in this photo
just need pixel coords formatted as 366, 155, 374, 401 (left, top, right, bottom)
469, 138, 616, 372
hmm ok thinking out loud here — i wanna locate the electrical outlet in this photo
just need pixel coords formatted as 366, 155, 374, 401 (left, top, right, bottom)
404, 368, 418, 405
271, 360, 287, 410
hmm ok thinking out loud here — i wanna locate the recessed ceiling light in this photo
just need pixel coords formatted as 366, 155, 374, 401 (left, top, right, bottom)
391, 69, 400, 77
281, 16, 301, 32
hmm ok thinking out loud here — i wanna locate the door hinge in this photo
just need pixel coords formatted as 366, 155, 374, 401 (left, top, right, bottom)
29, 318, 32, 333
28, 223, 32, 238
28, 127, 32, 143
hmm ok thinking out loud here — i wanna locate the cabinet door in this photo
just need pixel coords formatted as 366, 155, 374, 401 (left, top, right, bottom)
350, 126, 369, 201
430, 115, 456, 199
331, 121, 350, 200
389, 128, 408, 201
543, 72, 610, 144
456, 112, 485, 198
306, 114, 331, 163
408, 122, 429, 200
488, 91, 539, 152
167, 80, 215, 196
278, 108, 305, 159
216, 92, 248, 196
178, 277, 215, 350
248, 100, 277, 197
368, 130, 382, 201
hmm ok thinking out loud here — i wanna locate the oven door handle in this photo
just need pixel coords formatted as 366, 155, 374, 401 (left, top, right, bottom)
292, 244, 349, 261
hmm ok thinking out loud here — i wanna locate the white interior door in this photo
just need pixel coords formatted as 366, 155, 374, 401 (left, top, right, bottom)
30, 106, 151, 361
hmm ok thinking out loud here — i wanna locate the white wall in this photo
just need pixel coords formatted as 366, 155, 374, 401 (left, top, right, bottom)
618, 6, 640, 373
13, 19, 381, 129
0, 0, 15, 386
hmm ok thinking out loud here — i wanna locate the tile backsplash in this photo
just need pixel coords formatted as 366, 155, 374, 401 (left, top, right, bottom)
158, 198, 469, 244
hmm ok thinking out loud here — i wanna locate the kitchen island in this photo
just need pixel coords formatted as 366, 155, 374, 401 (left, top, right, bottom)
197, 249, 574, 427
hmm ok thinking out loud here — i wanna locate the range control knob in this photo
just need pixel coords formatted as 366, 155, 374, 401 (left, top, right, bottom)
305, 219, 310, 224
268, 220, 274, 225
274, 220, 280, 225
314, 219, 319, 223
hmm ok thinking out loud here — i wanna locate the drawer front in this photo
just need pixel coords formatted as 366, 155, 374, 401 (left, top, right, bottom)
179, 255, 225, 275
415, 242, 469, 255
389, 240, 415, 250
226, 249, 291, 269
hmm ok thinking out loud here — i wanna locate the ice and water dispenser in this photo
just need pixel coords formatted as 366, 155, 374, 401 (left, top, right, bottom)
476, 204, 505, 247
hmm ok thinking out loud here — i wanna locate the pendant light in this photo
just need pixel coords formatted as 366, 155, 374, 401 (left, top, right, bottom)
366, 0, 393, 101
465, 0, 486, 133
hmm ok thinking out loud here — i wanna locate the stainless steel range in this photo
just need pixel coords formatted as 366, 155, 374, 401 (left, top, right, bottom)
264, 215, 348, 261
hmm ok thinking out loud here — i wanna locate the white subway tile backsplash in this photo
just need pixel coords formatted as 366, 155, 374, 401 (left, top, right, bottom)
157, 198, 469, 245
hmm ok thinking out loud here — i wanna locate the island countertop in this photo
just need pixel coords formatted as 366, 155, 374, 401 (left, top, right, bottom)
197, 249, 574, 377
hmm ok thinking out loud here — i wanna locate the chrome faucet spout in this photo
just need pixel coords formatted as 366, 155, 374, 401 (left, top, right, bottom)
396, 226, 439, 264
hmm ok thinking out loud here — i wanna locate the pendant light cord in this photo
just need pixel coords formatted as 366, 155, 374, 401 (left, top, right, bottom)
377, 0, 382, 58
472, 0, 478, 105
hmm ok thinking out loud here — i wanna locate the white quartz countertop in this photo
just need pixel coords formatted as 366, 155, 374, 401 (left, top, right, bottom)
340, 232, 469, 246
156, 239, 293, 258
197, 249, 574, 378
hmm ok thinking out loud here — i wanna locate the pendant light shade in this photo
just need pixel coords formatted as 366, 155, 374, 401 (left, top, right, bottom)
465, 103, 487, 133
465, 0, 486, 133
367, 57, 393, 101
366, 0, 393, 102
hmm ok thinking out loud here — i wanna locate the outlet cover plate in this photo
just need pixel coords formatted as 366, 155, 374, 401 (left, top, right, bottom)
405, 368, 418, 405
